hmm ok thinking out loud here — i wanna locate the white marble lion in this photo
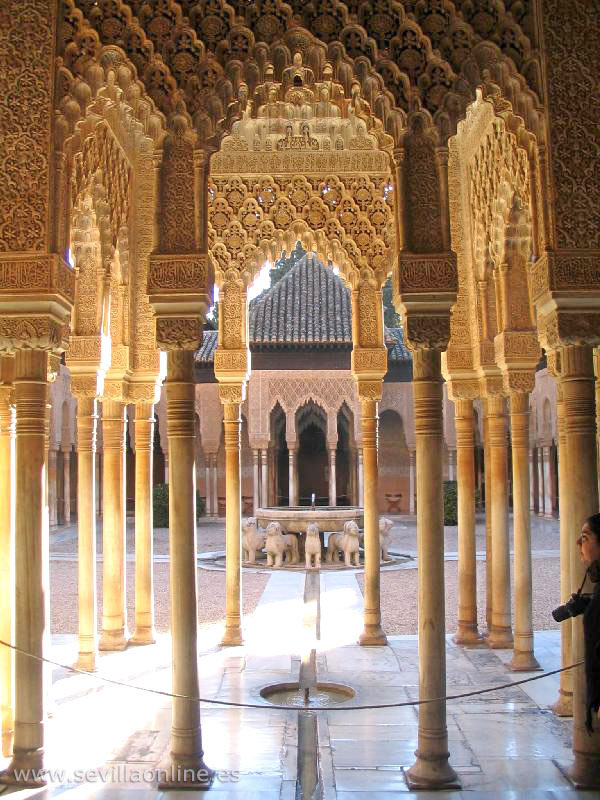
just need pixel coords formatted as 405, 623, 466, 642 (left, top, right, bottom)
304, 521, 321, 569
379, 517, 394, 562
341, 520, 361, 567
242, 517, 265, 563
284, 532, 300, 565
326, 532, 344, 564
265, 521, 286, 567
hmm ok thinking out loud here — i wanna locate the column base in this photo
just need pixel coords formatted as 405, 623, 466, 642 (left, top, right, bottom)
555, 756, 600, 789
550, 689, 573, 717
0, 748, 46, 786
358, 625, 388, 647
485, 626, 513, 649
157, 759, 214, 790
98, 629, 128, 651
74, 651, 97, 672
508, 649, 542, 671
405, 754, 461, 790
221, 627, 243, 647
1, 729, 14, 760
129, 628, 157, 646
453, 625, 485, 646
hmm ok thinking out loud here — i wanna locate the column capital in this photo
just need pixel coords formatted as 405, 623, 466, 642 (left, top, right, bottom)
218, 382, 246, 406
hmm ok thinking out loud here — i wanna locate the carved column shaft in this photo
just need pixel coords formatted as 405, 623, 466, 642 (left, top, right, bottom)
163, 350, 211, 786
552, 383, 573, 716
486, 395, 513, 648
407, 349, 458, 789
0, 375, 15, 758
454, 398, 481, 645
99, 399, 128, 651
74, 396, 98, 671
131, 402, 156, 646
508, 392, 539, 671
357, 397, 386, 647
562, 345, 600, 786
288, 446, 298, 506
6, 349, 49, 779
482, 404, 493, 630
357, 448, 364, 507
222, 400, 243, 646
48, 449, 58, 526
261, 448, 268, 509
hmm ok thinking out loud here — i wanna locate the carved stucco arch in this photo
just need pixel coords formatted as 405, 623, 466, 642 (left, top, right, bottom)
60, 0, 544, 148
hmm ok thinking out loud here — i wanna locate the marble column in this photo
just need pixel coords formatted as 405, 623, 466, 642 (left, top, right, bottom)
252, 449, 260, 513
508, 392, 540, 671
48, 448, 58, 526
407, 349, 458, 789
537, 446, 545, 516
551, 384, 573, 716
63, 449, 71, 524
543, 445, 553, 518
204, 457, 212, 517
210, 453, 218, 517
222, 400, 243, 646
261, 448, 268, 509
288, 446, 298, 506
99, 399, 128, 651
448, 448, 457, 481
358, 397, 386, 646
0, 370, 15, 758
4, 349, 49, 779
328, 447, 337, 506
357, 448, 364, 507
454, 398, 481, 645
75, 396, 98, 671
409, 449, 416, 514
131, 402, 155, 645
562, 345, 600, 787
161, 350, 212, 788
486, 395, 513, 648
529, 449, 536, 511
96, 451, 102, 517
483, 402, 493, 630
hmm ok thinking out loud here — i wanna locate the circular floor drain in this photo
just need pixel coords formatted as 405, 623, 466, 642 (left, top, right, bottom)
260, 681, 355, 708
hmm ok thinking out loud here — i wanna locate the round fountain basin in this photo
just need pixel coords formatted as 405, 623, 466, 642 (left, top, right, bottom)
256, 506, 364, 533
260, 681, 355, 708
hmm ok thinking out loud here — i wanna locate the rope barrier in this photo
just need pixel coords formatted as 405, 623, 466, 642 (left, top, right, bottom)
0, 638, 582, 712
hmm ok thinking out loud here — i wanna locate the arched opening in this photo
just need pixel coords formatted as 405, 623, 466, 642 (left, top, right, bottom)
378, 409, 409, 514
296, 400, 328, 505
269, 402, 287, 506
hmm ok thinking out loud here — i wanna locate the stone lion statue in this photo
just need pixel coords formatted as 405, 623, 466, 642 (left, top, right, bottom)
341, 520, 361, 567
284, 531, 300, 565
326, 531, 344, 564
242, 517, 265, 563
304, 521, 321, 569
379, 517, 394, 562
265, 521, 286, 567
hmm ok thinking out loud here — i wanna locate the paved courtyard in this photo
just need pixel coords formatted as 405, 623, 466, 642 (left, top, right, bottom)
1, 512, 582, 798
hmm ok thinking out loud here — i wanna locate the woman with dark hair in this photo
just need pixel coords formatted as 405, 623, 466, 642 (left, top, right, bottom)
578, 513, 600, 732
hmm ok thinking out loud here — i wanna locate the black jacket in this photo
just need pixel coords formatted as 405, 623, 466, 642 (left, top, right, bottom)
583, 576, 600, 732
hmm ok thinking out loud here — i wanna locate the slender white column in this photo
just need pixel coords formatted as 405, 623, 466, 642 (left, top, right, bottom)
328, 447, 337, 506
222, 400, 243, 646
74, 396, 98, 671
508, 392, 540, 671
211, 453, 218, 517
409, 449, 416, 514
131, 402, 156, 646
543, 445, 553, 518
99, 399, 128, 650
48, 449, 58, 526
562, 345, 600, 787
4, 349, 49, 780
357, 448, 364, 507
537, 447, 545, 515
529, 449, 536, 511
205, 458, 212, 516
486, 394, 513, 649
252, 448, 260, 513
160, 350, 212, 788
407, 349, 458, 789
0, 369, 15, 758
63, 449, 71, 524
448, 448, 456, 481
261, 448, 268, 508
288, 446, 297, 506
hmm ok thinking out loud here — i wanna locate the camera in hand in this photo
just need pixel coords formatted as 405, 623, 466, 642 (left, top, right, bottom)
552, 592, 591, 622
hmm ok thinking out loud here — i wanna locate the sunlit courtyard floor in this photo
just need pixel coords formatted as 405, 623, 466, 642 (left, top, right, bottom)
2, 513, 585, 798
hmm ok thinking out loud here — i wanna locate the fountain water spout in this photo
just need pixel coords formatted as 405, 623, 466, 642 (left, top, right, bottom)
310, 492, 315, 511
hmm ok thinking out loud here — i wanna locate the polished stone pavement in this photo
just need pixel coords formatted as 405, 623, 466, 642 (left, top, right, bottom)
0, 561, 589, 799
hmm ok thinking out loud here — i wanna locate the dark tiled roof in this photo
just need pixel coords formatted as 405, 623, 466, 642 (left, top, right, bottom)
249, 254, 351, 347
195, 255, 411, 365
